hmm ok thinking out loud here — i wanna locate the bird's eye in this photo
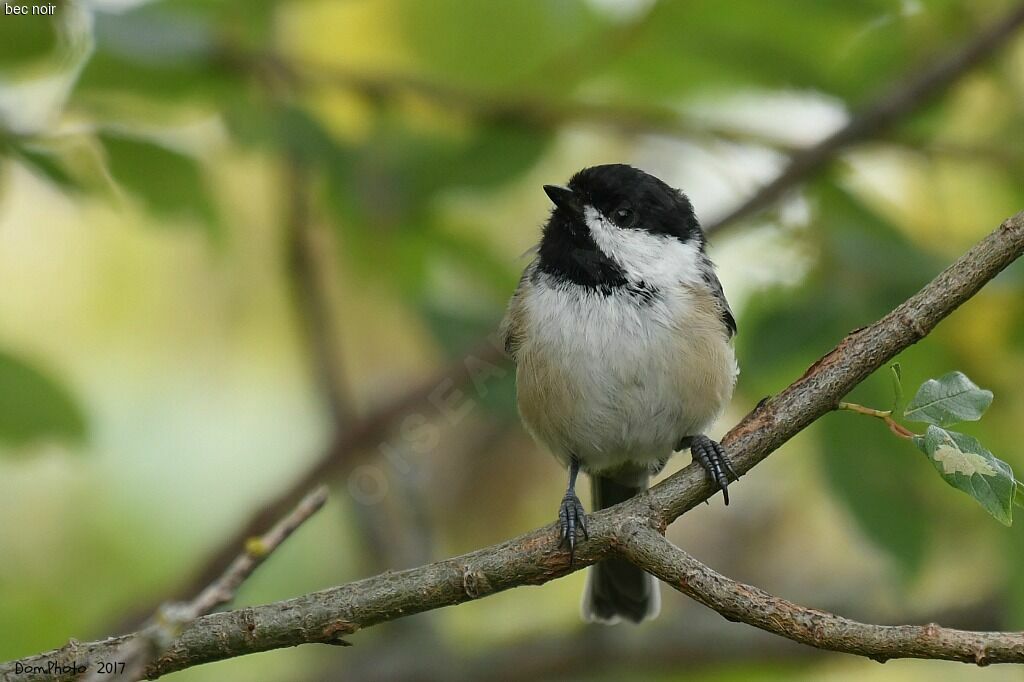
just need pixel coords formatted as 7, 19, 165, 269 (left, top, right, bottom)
613, 204, 636, 227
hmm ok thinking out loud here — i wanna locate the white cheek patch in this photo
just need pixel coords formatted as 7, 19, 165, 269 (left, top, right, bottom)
583, 206, 702, 288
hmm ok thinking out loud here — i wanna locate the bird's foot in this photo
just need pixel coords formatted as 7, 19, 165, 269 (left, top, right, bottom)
558, 491, 588, 563
690, 435, 739, 505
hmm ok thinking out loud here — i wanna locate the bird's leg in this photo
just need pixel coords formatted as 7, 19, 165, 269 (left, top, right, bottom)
558, 458, 588, 562
685, 435, 739, 505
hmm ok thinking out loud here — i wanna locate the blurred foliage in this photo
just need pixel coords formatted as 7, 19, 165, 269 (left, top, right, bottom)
100, 132, 219, 234
1, 0, 1024, 680
0, 349, 86, 448
0, 1, 59, 68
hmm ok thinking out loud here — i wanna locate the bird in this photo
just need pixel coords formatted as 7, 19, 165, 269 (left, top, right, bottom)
500, 164, 739, 624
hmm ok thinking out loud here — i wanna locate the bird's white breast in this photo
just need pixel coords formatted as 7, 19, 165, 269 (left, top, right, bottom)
514, 274, 737, 475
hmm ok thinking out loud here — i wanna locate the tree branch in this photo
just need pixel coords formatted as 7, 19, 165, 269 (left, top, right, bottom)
619, 523, 1024, 665
4, 211, 1021, 681
284, 155, 355, 426
703, 1, 1024, 232
74, 486, 327, 682
337, 595, 1009, 682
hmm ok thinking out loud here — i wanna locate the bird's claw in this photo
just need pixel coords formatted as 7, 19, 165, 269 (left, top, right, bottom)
558, 491, 588, 562
691, 435, 738, 505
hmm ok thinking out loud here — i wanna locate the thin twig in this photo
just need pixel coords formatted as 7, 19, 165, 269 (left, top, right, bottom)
244, 51, 775, 147
838, 401, 917, 439
77, 486, 329, 682
5, 211, 1020, 681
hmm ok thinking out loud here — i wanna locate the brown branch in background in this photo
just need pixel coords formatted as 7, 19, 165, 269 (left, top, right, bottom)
283, 151, 441, 575
619, 523, 1024, 665
254, 54, 749, 144
78, 486, 328, 682
105, 339, 502, 629
284, 156, 355, 425
6, 211, 1021, 681
703, 1, 1024, 233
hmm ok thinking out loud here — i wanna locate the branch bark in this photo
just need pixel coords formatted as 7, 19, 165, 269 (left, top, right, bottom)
336, 595, 1009, 682
4, 211, 1021, 681
619, 523, 1023, 665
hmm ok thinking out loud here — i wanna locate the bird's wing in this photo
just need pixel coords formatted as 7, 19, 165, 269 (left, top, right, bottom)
499, 259, 536, 361
700, 263, 736, 338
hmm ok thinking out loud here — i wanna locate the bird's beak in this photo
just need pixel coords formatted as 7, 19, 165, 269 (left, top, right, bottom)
543, 184, 580, 214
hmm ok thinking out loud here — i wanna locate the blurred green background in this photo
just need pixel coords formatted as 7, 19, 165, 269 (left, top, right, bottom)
2, 0, 1024, 680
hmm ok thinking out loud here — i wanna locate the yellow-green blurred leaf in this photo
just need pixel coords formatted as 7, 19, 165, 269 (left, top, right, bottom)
0, 349, 86, 449
99, 132, 217, 235
0, 4, 60, 69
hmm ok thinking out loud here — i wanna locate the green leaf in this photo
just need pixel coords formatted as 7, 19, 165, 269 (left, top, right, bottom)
397, 0, 602, 89
99, 132, 217, 235
75, 5, 242, 105
889, 363, 903, 414
418, 303, 516, 418
904, 371, 993, 426
913, 425, 1015, 526
8, 143, 79, 190
603, 0, 916, 101
0, 4, 60, 68
736, 179, 942, 399
0, 350, 87, 449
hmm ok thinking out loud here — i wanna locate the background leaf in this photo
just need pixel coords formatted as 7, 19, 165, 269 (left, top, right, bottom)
0, 5, 60, 69
821, 380, 930, 575
0, 350, 87, 449
99, 132, 218, 235
10, 143, 78, 190
904, 371, 993, 426
913, 425, 1015, 525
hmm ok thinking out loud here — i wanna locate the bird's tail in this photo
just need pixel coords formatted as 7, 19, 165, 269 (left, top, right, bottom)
582, 475, 660, 624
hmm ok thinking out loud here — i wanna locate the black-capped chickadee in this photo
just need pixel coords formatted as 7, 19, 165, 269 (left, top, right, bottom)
500, 164, 738, 624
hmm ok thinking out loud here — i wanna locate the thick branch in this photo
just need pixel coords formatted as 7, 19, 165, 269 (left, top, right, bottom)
618, 523, 1024, 665
337, 595, 1008, 682
4, 211, 1021, 681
